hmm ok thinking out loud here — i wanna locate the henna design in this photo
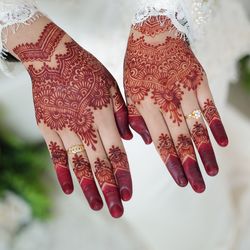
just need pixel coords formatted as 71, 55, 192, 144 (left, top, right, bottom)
94, 158, 116, 188
203, 99, 221, 125
157, 133, 176, 163
176, 135, 195, 162
49, 141, 73, 194
13, 23, 65, 62
72, 154, 93, 182
94, 158, 123, 218
203, 98, 228, 146
108, 146, 132, 200
176, 135, 205, 192
124, 30, 203, 124
72, 154, 103, 210
191, 122, 218, 176
157, 134, 188, 186
191, 122, 209, 150
134, 16, 176, 37
13, 23, 122, 150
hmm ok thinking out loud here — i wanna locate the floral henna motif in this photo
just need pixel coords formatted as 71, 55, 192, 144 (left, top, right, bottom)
13, 22, 121, 150
191, 122, 218, 176
72, 154, 93, 182
49, 141, 73, 194
94, 158, 123, 217
13, 23, 65, 62
191, 122, 209, 150
94, 158, 116, 188
157, 133, 176, 163
203, 99, 228, 146
72, 154, 103, 210
203, 99, 221, 125
157, 134, 187, 186
176, 135, 205, 192
124, 26, 204, 124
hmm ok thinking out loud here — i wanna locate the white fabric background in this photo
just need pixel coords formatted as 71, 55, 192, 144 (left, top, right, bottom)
0, 0, 250, 249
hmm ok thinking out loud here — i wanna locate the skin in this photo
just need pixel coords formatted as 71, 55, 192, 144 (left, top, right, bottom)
6, 16, 133, 218
124, 16, 228, 193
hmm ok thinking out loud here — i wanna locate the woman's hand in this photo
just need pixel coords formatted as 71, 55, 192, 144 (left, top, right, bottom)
7, 16, 133, 218
124, 16, 228, 193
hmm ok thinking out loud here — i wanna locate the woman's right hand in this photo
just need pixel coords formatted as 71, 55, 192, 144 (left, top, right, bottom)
6, 16, 133, 218
124, 16, 229, 193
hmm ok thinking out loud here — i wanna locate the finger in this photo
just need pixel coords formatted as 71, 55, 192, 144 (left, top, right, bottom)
181, 90, 219, 176
136, 101, 187, 187
38, 123, 73, 195
196, 75, 229, 147
110, 82, 133, 140
162, 107, 206, 193
81, 126, 123, 218
58, 129, 103, 211
96, 109, 132, 201
127, 96, 152, 144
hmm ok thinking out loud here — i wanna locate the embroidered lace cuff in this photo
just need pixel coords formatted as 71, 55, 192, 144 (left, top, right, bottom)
132, 0, 214, 43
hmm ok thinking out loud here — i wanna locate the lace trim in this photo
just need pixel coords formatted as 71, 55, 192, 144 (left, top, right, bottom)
0, 1, 42, 75
132, 0, 214, 43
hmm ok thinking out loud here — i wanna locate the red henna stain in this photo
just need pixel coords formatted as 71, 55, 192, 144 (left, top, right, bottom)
49, 141, 73, 194
108, 146, 132, 201
176, 135, 205, 193
124, 20, 204, 124
127, 104, 152, 144
157, 133, 187, 187
192, 122, 218, 176
203, 99, 228, 147
72, 154, 103, 210
94, 158, 123, 218
13, 22, 65, 62
13, 23, 123, 151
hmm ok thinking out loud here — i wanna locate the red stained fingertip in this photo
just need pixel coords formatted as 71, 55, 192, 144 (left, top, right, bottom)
210, 120, 229, 147
110, 204, 124, 218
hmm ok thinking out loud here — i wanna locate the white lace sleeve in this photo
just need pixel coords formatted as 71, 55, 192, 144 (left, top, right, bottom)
133, 0, 214, 43
0, 0, 42, 74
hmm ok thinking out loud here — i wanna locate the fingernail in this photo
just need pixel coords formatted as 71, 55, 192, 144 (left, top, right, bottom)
90, 199, 103, 211
142, 132, 152, 145
207, 167, 219, 176
121, 188, 132, 201
110, 204, 124, 218
210, 120, 229, 147
63, 184, 73, 195
122, 130, 133, 140
178, 177, 188, 187
193, 183, 206, 193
